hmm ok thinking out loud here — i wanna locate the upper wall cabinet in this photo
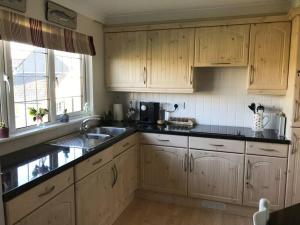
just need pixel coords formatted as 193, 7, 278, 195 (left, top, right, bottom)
248, 22, 291, 95
105, 31, 147, 91
147, 28, 195, 92
194, 25, 250, 67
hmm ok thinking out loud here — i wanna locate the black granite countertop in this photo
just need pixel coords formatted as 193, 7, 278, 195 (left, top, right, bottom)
1, 128, 135, 202
268, 203, 300, 225
0, 122, 290, 202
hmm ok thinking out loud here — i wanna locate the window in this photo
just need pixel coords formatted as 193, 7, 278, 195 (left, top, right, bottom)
0, 41, 88, 132
54, 50, 83, 115
11, 42, 49, 128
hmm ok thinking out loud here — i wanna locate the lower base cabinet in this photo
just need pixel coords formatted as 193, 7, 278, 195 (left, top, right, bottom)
112, 145, 138, 219
76, 161, 114, 225
75, 145, 138, 225
243, 155, 287, 209
188, 150, 244, 204
15, 186, 75, 225
140, 145, 188, 196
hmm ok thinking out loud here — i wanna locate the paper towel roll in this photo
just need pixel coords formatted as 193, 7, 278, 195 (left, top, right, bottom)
113, 104, 123, 121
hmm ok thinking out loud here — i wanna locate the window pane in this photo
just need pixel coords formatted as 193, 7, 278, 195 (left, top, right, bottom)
54, 50, 83, 115
11, 42, 49, 129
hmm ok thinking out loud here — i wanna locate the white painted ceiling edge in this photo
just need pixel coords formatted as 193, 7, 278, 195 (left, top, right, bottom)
52, 0, 291, 25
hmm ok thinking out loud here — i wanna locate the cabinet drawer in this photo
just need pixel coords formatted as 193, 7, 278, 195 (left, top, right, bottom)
140, 133, 188, 148
5, 168, 74, 225
189, 137, 245, 153
114, 134, 138, 157
75, 146, 114, 181
246, 142, 289, 157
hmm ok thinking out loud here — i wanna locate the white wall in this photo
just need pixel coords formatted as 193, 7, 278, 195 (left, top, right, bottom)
0, 0, 112, 155
114, 67, 294, 138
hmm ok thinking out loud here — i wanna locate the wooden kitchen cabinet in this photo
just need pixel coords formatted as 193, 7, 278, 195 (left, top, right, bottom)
146, 28, 195, 92
244, 155, 287, 209
194, 25, 250, 67
105, 31, 147, 90
76, 161, 114, 225
15, 186, 75, 225
140, 145, 188, 196
248, 22, 291, 95
112, 145, 138, 218
188, 150, 244, 204
286, 128, 300, 206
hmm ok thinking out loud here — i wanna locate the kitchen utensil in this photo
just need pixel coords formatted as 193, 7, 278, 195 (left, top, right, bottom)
257, 105, 265, 113
248, 103, 256, 114
252, 113, 270, 132
113, 104, 124, 121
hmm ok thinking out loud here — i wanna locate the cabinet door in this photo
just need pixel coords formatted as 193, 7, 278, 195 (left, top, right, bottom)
248, 22, 291, 95
188, 150, 244, 204
112, 145, 138, 217
194, 25, 250, 66
15, 186, 75, 225
105, 31, 147, 89
76, 162, 114, 225
244, 155, 287, 209
286, 128, 300, 206
140, 145, 188, 195
147, 28, 195, 89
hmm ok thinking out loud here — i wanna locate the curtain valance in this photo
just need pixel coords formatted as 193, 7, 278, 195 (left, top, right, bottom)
0, 9, 96, 56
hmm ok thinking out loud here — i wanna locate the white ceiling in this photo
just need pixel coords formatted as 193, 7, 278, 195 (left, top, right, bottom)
52, 0, 291, 24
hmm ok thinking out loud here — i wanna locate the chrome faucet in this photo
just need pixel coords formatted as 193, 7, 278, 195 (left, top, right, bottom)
80, 117, 102, 134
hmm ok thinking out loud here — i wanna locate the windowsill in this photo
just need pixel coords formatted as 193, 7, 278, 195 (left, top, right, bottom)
0, 116, 91, 144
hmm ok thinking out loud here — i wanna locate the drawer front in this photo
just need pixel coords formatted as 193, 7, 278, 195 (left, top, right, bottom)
140, 133, 188, 148
189, 137, 245, 153
75, 146, 114, 181
5, 168, 74, 225
246, 142, 289, 157
114, 134, 138, 157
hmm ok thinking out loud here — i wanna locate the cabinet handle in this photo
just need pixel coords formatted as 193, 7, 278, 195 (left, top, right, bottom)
246, 160, 251, 180
189, 154, 194, 173
211, 62, 231, 65
156, 138, 170, 142
259, 148, 277, 152
111, 166, 116, 188
292, 133, 298, 154
38, 185, 55, 198
184, 153, 188, 172
122, 142, 130, 148
92, 158, 103, 166
294, 100, 299, 122
246, 182, 253, 189
210, 144, 224, 147
143, 67, 147, 85
114, 164, 119, 183
190, 66, 194, 85
249, 65, 255, 85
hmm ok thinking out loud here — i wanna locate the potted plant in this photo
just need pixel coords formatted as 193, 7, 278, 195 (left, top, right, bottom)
28, 107, 49, 126
0, 121, 9, 138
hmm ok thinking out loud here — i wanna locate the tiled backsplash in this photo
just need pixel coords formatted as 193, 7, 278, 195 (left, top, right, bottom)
113, 67, 289, 130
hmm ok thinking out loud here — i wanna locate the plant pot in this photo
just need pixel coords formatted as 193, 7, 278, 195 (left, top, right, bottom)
0, 127, 9, 138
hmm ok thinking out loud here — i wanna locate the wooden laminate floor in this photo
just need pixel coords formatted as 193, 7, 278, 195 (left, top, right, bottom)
113, 199, 253, 225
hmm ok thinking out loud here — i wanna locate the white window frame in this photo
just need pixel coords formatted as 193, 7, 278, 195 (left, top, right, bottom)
0, 41, 89, 134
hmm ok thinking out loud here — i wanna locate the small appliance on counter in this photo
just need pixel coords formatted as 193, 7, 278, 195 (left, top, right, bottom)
139, 102, 160, 124
113, 104, 124, 121
276, 112, 287, 138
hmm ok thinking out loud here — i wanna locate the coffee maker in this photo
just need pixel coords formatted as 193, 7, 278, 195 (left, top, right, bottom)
139, 102, 160, 124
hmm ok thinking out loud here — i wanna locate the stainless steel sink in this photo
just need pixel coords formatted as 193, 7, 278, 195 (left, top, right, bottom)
47, 126, 127, 149
47, 133, 111, 149
87, 127, 127, 137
